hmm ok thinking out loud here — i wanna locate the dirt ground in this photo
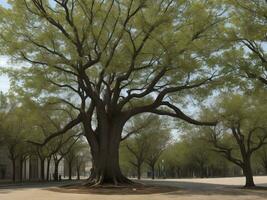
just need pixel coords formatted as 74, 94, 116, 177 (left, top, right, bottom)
0, 176, 267, 200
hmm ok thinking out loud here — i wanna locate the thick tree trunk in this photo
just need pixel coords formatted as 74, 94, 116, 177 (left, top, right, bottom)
86, 133, 132, 185
243, 160, 255, 187
83, 117, 135, 186
12, 159, 16, 182
46, 157, 51, 181
40, 159, 45, 181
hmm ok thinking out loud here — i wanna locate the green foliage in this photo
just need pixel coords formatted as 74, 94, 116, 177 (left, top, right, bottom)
120, 115, 170, 177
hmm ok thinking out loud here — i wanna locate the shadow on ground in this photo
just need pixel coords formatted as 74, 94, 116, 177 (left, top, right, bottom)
46, 184, 178, 195
44, 180, 267, 197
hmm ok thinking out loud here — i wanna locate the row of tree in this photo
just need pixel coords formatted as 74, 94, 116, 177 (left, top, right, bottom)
119, 90, 267, 188
0, 94, 90, 182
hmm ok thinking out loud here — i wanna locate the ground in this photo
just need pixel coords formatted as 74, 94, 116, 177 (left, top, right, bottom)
0, 176, 267, 200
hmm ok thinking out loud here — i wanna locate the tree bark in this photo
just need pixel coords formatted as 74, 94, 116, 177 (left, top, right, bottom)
84, 120, 133, 186
12, 159, 16, 182
54, 161, 59, 181
87, 139, 130, 184
77, 166, 80, 180
68, 161, 72, 180
243, 159, 255, 187
137, 164, 141, 180
88, 143, 130, 185
40, 159, 45, 181
19, 158, 23, 182
46, 157, 51, 181
151, 165, 155, 179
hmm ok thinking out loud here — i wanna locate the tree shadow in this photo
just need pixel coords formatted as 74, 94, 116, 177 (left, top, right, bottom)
45, 180, 267, 197
46, 183, 179, 195
140, 180, 267, 198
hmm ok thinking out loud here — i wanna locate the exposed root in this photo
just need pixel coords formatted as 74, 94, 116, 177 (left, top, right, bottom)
83, 175, 136, 187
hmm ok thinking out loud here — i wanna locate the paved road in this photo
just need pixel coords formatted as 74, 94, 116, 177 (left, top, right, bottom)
139, 176, 267, 191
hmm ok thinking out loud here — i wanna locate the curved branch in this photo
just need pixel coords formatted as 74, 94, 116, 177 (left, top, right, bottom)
151, 101, 217, 126
28, 114, 82, 146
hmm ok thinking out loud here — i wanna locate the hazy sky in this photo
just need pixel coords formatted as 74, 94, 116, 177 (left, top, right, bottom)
0, 0, 9, 8
0, 1, 10, 92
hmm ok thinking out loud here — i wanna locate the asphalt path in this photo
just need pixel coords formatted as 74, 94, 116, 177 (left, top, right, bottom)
139, 176, 267, 191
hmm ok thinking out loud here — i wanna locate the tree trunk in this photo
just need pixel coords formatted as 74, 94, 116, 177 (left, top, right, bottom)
46, 157, 51, 181
40, 159, 45, 181
243, 160, 255, 187
84, 121, 132, 186
68, 161, 72, 180
54, 161, 59, 181
151, 164, 155, 179
77, 166, 80, 180
19, 158, 23, 182
137, 164, 141, 180
86, 139, 131, 184
12, 159, 16, 182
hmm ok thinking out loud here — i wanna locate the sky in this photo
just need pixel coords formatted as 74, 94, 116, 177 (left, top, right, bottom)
0, 0, 9, 8
0, 1, 10, 92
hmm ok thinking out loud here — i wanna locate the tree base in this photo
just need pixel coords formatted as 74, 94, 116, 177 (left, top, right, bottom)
242, 185, 256, 189
83, 174, 136, 187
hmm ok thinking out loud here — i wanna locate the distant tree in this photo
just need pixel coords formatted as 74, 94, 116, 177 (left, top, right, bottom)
52, 135, 80, 181
180, 131, 211, 178
145, 130, 170, 179
74, 146, 91, 180
205, 92, 267, 187
160, 143, 184, 178
65, 140, 87, 180
1, 107, 30, 182
122, 115, 170, 179
22, 99, 81, 181
257, 147, 267, 174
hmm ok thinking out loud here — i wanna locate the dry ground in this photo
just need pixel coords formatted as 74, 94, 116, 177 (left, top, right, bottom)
0, 176, 267, 200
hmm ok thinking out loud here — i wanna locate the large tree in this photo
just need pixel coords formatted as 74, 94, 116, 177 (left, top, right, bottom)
205, 92, 267, 187
0, 0, 224, 185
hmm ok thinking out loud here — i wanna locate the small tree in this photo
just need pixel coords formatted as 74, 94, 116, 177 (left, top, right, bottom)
52, 135, 80, 181
124, 133, 150, 180
75, 146, 91, 180
1, 106, 30, 182
122, 115, 170, 179
180, 131, 211, 178
145, 130, 170, 179
65, 140, 86, 180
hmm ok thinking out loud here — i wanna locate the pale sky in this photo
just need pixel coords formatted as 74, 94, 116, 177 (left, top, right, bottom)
0, 1, 10, 92
0, 0, 9, 8
0, 56, 10, 92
